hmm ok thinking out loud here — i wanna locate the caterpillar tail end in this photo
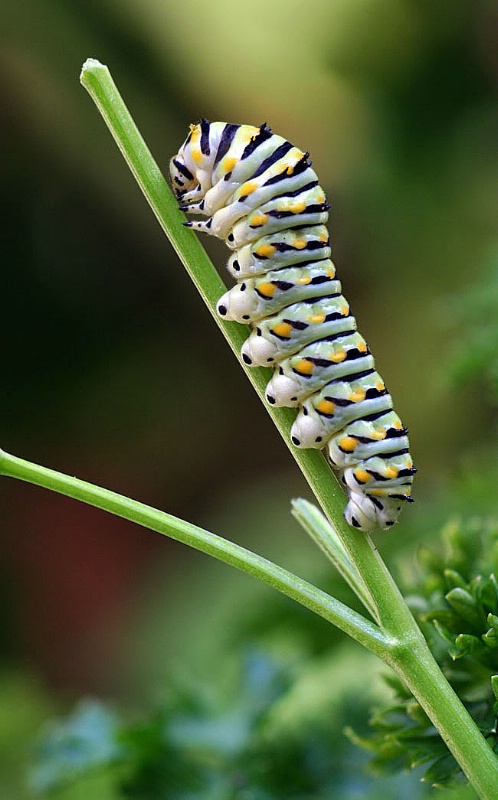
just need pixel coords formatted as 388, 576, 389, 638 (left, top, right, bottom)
344, 491, 401, 532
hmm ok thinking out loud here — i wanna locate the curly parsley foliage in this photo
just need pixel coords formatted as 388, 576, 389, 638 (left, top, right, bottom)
351, 518, 498, 789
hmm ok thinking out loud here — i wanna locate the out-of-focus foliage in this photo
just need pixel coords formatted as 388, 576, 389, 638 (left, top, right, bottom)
352, 518, 498, 789
30, 651, 453, 800
33, 519, 498, 800
445, 250, 498, 406
0, 672, 55, 799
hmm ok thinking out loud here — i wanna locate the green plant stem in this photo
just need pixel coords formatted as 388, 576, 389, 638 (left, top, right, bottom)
0, 449, 385, 656
77, 58, 498, 796
291, 498, 379, 622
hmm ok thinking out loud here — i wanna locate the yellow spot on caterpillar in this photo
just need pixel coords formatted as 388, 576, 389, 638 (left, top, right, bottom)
341, 303, 350, 316
372, 428, 386, 440
294, 238, 307, 249
290, 201, 306, 214
349, 387, 366, 402
316, 191, 325, 203
255, 244, 276, 258
251, 213, 268, 227
319, 233, 328, 242
358, 340, 368, 352
384, 466, 399, 479
340, 436, 358, 452
376, 381, 385, 392
285, 152, 303, 176
223, 157, 237, 173
257, 282, 276, 297
327, 266, 336, 279
317, 399, 335, 415
191, 149, 203, 164
189, 123, 198, 135
330, 348, 346, 363
298, 275, 311, 285
310, 312, 325, 324
370, 488, 388, 497
273, 322, 292, 338
295, 359, 314, 375
240, 181, 258, 196
355, 468, 371, 482
394, 420, 403, 429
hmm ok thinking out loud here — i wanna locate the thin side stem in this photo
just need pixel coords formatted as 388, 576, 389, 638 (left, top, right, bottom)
0, 450, 386, 657
291, 498, 379, 623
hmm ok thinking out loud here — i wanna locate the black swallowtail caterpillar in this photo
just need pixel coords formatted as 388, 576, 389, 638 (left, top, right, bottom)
170, 120, 416, 531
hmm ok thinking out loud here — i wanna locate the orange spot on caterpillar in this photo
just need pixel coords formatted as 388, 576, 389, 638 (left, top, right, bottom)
223, 157, 237, 172
257, 282, 276, 297
355, 468, 371, 483
317, 399, 335, 415
349, 388, 366, 402
255, 244, 276, 258
330, 348, 346, 363
340, 436, 358, 452
240, 181, 258, 196
290, 200, 306, 214
295, 359, 314, 375
273, 322, 292, 338
250, 213, 269, 227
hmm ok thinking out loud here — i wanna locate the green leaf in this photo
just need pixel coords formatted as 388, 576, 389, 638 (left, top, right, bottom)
422, 752, 463, 788
444, 569, 468, 591
478, 574, 498, 615
448, 634, 483, 660
445, 587, 486, 630
482, 614, 498, 649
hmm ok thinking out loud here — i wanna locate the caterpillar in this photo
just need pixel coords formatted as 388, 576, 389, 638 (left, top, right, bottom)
170, 120, 415, 531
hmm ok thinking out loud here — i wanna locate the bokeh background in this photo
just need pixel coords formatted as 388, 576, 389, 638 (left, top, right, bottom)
1, 1, 498, 796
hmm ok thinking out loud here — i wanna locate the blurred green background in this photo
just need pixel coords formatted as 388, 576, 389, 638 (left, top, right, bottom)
1, 0, 498, 796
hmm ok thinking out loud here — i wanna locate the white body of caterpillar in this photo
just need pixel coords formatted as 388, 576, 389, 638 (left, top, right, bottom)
170, 120, 415, 531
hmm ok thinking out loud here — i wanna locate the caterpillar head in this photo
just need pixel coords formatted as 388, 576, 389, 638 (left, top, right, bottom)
169, 154, 197, 199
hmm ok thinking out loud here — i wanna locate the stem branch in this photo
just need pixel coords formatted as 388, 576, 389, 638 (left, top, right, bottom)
0, 449, 385, 656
